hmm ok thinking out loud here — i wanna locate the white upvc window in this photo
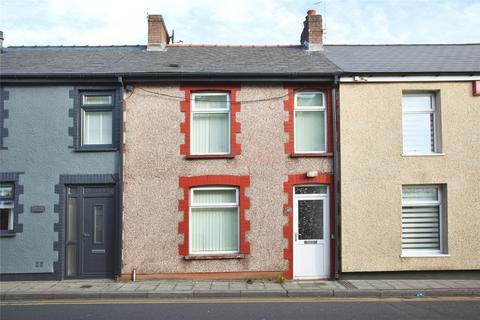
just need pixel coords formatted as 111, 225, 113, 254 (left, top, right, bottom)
0, 184, 15, 232
189, 187, 239, 254
81, 93, 114, 146
191, 93, 231, 155
294, 91, 327, 153
401, 185, 445, 256
402, 93, 439, 154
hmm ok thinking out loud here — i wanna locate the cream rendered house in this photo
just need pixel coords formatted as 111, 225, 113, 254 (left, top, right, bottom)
325, 46, 480, 275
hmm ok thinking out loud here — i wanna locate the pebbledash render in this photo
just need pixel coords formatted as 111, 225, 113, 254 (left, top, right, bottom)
122, 83, 335, 279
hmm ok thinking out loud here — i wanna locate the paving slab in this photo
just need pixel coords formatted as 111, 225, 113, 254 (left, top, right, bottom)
1, 278, 480, 301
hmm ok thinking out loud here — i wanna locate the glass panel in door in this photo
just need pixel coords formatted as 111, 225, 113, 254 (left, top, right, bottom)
298, 199, 324, 240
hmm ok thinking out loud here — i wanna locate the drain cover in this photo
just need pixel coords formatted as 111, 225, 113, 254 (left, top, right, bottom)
80, 285, 92, 288
339, 280, 357, 289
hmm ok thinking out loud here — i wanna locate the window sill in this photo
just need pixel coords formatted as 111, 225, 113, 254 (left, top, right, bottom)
75, 146, 118, 152
183, 254, 245, 260
185, 154, 236, 160
0, 230, 16, 238
401, 254, 450, 258
290, 152, 333, 158
402, 153, 445, 157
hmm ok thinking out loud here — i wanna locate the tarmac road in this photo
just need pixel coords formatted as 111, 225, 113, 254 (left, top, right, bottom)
1, 296, 480, 320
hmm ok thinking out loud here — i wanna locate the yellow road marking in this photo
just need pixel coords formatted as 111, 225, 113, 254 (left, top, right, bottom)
2, 296, 480, 306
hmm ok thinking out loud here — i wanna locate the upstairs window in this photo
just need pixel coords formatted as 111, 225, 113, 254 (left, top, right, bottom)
81, 92, 114, 147
191, 93, 231, 155
0, 184, 14, 232
294, 92, 326, 153
402, 93, 440, 154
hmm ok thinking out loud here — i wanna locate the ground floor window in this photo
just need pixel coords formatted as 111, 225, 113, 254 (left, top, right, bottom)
401, 185, 446, 255
190, 187, 239, 254
0, 183, 15, 233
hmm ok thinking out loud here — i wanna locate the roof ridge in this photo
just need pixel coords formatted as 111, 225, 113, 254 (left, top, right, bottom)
167, 44, 300, 48
324, 43, 480, 46
7, 45, 145, 48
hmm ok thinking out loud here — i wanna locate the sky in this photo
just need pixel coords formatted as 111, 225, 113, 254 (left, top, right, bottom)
1, 0, 479, 47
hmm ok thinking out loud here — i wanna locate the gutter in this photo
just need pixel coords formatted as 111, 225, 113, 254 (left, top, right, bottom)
0, 72, 340, 84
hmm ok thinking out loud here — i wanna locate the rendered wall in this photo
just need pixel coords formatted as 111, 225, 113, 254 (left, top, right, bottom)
0, 86, 117, 276
122, 84, 332, 275
339, 82, 480, 272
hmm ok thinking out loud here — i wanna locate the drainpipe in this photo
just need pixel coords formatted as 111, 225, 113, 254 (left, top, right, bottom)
332, 75, 341, 279
117, 76, 125, 280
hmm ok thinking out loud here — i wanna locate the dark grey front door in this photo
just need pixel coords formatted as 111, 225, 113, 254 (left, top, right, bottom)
66, 186, 115, 278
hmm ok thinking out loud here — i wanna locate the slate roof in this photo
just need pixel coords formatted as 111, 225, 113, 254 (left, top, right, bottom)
324, 44, 480, 74
1, 43, 479, 78
0, 45, 341, 77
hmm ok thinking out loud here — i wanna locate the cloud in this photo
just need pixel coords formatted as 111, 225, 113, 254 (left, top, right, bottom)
0, 0, 479, 46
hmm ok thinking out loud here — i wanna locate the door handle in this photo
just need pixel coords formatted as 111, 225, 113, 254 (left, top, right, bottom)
83, 233, 90, 238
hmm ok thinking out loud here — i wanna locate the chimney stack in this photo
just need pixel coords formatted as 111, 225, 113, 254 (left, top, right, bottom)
300, 9, 323, 51
147, 14, 169, 51
0, 31, 4, 53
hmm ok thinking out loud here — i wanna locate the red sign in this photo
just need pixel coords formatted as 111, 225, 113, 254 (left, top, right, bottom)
474, 80, 480, 96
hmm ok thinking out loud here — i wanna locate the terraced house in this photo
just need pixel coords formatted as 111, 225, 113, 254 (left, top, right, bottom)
0, 11, 479, 281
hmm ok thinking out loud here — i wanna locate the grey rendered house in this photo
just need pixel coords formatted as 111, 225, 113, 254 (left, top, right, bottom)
0, 38, 123, 279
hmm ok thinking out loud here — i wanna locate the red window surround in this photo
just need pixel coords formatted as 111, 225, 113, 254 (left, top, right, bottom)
283, 85, 333, 157
178, 175, 251, 256
180, 84, 242, 159
282, 173, 334, 279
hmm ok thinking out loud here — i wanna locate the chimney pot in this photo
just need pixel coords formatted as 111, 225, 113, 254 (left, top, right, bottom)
300, 10, 323, 51
0, 31, 3, 53
147, 14, 169, 51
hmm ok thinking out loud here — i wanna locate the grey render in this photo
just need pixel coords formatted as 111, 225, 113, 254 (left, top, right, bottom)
0, 86, 117, 277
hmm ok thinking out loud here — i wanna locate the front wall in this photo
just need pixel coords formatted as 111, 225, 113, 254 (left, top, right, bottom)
339, 82, 480, 272
123, 84, 332, 274
0, 86, 117, 275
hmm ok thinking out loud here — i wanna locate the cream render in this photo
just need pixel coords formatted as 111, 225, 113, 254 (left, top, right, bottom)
122, 84, 332, 276
339, 81, 480, 272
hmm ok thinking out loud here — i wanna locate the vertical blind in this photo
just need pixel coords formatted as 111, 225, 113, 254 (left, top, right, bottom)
402, 94, 436, 153
191, 94, 230, 154
83, 111, 112, 145
191, 188, 239, 253
402, 186, 441, 251
295, 92, 326, 153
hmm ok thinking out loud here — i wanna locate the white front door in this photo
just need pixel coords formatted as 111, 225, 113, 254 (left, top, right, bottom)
293, 185, 330, 279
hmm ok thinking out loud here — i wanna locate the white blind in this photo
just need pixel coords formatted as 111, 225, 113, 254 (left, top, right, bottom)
295, 111, 325, 152
191, 207, 239, 253
402, 94, 436, 153
402, 185, 441, 251
191, 188, 239, 253
83, 111, 112, 145
402, 206, 440, 250
191, 94, 230, 154
192, 189, 237, 205
191, 114, 229, 154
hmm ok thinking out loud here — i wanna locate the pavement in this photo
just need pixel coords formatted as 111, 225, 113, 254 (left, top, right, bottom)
1, 278, 480, 300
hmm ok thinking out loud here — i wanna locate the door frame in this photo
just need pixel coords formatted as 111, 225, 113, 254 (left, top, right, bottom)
292, 185, 330, 279
64, 183, 117, 279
